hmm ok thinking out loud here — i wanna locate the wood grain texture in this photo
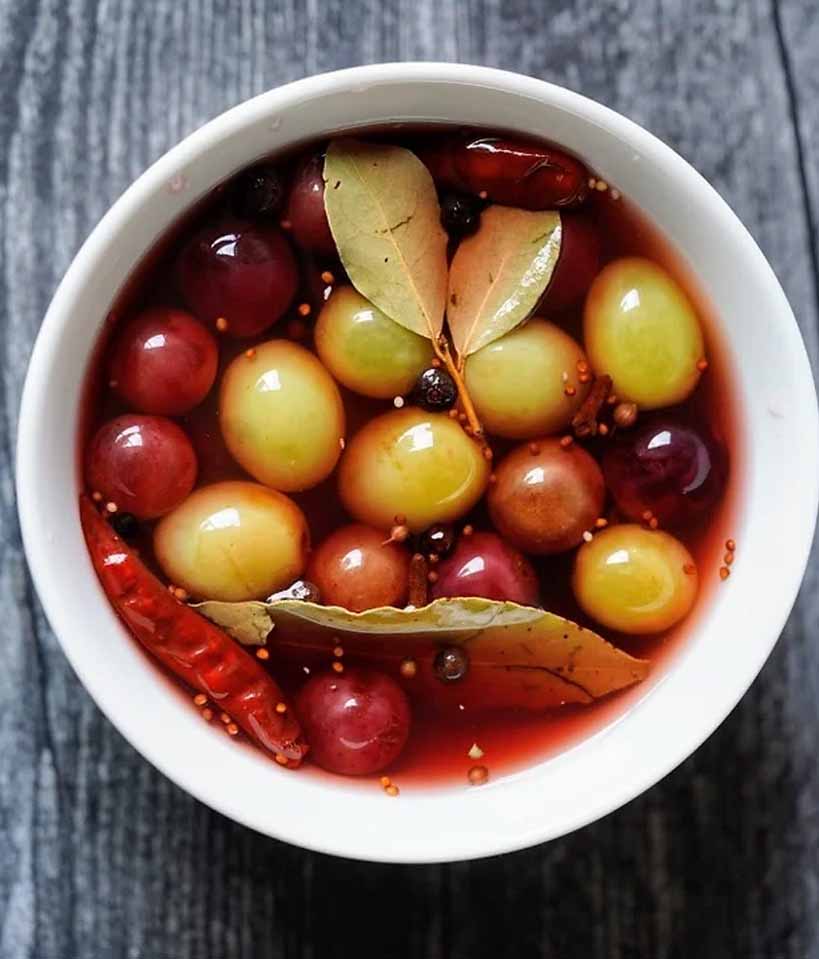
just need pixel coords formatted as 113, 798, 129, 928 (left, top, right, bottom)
2, 0, 818, 956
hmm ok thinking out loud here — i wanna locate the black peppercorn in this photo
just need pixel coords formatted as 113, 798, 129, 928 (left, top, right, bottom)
433, 646, 470, 683
412, 367, 458, 412
419, 524, 455, 557
109, 511, 140, 542
440, 193, 482, 239
231, 164, 284, 219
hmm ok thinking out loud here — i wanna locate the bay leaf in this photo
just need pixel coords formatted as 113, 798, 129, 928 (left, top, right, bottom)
195, 597, 648, 711
447, 206, 562, 358
323, 139, 449, 340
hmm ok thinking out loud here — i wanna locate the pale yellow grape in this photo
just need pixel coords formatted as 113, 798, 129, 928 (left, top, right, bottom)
572, 524, 698, 635
154, 481, 309, 601
315, 286, 434, 398
583, 257, 704, 409
338, 408, 490, 533
219, 339, 345, 491
464, 319, 589, 439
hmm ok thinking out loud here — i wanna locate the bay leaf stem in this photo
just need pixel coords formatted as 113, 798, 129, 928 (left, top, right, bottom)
433, 336, 484, 438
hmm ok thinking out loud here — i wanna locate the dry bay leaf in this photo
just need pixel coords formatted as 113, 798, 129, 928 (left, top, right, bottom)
323, 139, 448, 340
448, 206, 562, 358
195, 597, 648, 711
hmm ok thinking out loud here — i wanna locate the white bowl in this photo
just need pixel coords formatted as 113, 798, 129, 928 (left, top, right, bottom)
17, 63, 818, 863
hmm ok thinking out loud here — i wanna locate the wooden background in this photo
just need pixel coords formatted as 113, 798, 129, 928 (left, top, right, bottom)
2, 1, 819, 956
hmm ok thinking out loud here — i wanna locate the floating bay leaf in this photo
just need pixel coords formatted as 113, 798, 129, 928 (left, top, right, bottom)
323, 139, 449, 340
195, 597, 648, 711
448, 206, 562, 358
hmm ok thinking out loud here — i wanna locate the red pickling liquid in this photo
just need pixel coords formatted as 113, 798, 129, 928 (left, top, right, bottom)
79, 126, 743, 789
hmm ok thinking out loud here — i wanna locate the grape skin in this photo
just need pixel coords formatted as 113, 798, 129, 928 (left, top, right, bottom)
465, 319, 589, 439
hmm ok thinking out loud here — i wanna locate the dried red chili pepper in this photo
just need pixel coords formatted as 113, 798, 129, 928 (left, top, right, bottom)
422, 134, 589, 210
80, 496, 308, 764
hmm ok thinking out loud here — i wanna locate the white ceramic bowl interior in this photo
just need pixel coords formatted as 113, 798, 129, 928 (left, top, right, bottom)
17, 64, 818, 862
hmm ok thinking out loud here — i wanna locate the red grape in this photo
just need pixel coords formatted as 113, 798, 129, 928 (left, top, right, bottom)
177, 219, 298, 338
488, 439, 606, 555
307, 524, 410, 612
85, 415, 197, 519
286, 154, 336, 257
108, 307, 218, 415
296, 668, 411, 775
540, 213, 601, 312
603, 417, 727, 528
430, 531, 540, 606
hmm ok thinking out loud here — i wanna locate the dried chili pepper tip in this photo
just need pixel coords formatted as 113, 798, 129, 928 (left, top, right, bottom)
193, 693, 207, 707
719, 566, 731, 581
399, 657, 417, 679
215, 316, 228, 332
726, 539, 736, 552
226, 723, 239, 736
468, 765, 489, 786
256, 647, 270, 660
385, 784, 400, 797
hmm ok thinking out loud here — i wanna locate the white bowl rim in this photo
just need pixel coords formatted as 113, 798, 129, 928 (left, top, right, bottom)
17, 62, 819, 862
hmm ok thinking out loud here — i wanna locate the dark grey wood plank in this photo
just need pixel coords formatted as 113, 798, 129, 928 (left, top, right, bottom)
1, 1, 818, 957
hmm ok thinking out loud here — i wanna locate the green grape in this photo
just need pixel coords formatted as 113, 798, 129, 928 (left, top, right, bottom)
584, 257, 704, 409
154, 480, 309, 601
572, 524, 698, 634
219, 339, 345, 492
464, 319, 590, 439
338, 407, 490, 532
315, 286, 434, 398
